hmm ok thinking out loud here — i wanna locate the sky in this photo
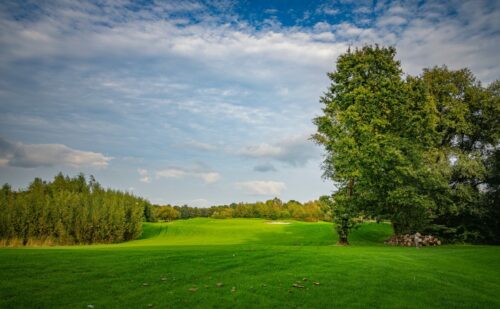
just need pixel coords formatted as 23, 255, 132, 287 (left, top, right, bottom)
0, 0, 499, 207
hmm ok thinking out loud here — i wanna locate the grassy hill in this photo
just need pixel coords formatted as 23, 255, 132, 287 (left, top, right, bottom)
1, 218, 499, 308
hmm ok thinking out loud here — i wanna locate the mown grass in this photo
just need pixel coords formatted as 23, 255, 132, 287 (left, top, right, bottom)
0, 218, 499, 308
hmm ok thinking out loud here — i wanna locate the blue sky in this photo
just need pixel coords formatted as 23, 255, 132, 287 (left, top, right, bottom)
0, 0, 499, 206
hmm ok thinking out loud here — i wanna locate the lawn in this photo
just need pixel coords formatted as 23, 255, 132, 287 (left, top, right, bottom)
1, 218, 499, 308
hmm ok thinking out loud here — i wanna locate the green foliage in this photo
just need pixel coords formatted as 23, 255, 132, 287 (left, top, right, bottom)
314, 46, 499, 243
143, 203, 157, 222
314, 45, 440, 238
174, 198, 331, 222
422, 67, 500, 243
211, 207, 234, 219
320, 195, 359, 244
155, 205, 180, 221
0, 173, 149, 245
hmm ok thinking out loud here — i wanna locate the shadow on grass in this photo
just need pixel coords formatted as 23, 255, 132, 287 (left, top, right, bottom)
137, 222, 168, 240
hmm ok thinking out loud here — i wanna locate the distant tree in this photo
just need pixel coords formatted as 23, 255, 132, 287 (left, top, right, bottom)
211, 208, 233, 219
155, 205, 180, 222
143, 203, 156, 222
153, 199, 334, 222
175, 205, 195, 219
265, 198, 284, 220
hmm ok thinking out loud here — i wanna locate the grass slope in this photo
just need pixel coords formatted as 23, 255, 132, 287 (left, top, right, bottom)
1, 218, 499, 308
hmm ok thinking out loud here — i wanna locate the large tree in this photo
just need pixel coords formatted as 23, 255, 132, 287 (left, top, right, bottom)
313, 45, 440, 242
422, 67, 500, 242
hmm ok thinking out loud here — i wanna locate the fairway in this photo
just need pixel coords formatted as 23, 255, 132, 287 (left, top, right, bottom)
1, 218, 499, 308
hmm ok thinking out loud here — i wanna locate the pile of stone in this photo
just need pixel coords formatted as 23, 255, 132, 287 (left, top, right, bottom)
385, 233, 441, 247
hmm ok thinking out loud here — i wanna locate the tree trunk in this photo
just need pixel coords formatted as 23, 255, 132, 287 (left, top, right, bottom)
338, 234, 349, 245
337, 218, 350, 245
392, 221, 404, 235
338, 239, 349, 245
337, 178, 354, 245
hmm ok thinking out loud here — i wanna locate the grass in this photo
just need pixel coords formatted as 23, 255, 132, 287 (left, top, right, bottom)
1, 218, 499, 308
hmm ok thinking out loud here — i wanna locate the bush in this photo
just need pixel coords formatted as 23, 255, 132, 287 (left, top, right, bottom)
0, 173, 148, 246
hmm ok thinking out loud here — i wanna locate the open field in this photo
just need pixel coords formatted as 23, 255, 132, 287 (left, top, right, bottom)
1, 218, 499, 308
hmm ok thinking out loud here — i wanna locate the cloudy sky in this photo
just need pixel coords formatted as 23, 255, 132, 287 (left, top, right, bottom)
0, 0, 498, 206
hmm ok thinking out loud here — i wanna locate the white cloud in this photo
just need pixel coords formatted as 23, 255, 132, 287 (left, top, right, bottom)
184, 139, 217, 151
378, 16, 407, 27
315, 4, 339, 16
137, 168, 151, 183
323, 8, 339, 15
198, 172, 221, 184
313, 21, 335, 32
177, 100, 272, 124
386, 6, 407, 16
156, 166, 220, 184
0, 137, 111, 168
190, 198, 210, 207
236, 180, 286, 196
354, 7, 372, 14
153, 1, 205, 13
237, 135, 317, 166
156, 168, 187, 178
239, 144, 282, 157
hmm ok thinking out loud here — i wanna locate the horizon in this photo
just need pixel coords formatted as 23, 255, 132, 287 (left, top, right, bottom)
1, 0, 498, 207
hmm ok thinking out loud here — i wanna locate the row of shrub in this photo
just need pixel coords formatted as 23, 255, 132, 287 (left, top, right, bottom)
0, 173, 148, 246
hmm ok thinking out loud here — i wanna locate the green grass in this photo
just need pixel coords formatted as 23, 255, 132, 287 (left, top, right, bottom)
1, 218, 499, 308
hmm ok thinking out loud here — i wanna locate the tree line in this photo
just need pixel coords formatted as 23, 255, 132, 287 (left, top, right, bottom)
0, 173, 148, 246
147, 198, 332, 222
0, 172, 334, 246
314, 45, 499, 244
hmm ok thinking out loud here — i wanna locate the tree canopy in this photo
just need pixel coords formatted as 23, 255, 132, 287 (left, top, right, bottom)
314, 45, 499, 244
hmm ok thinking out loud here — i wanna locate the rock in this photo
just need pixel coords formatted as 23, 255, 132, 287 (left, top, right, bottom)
385, 234, 441, 247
